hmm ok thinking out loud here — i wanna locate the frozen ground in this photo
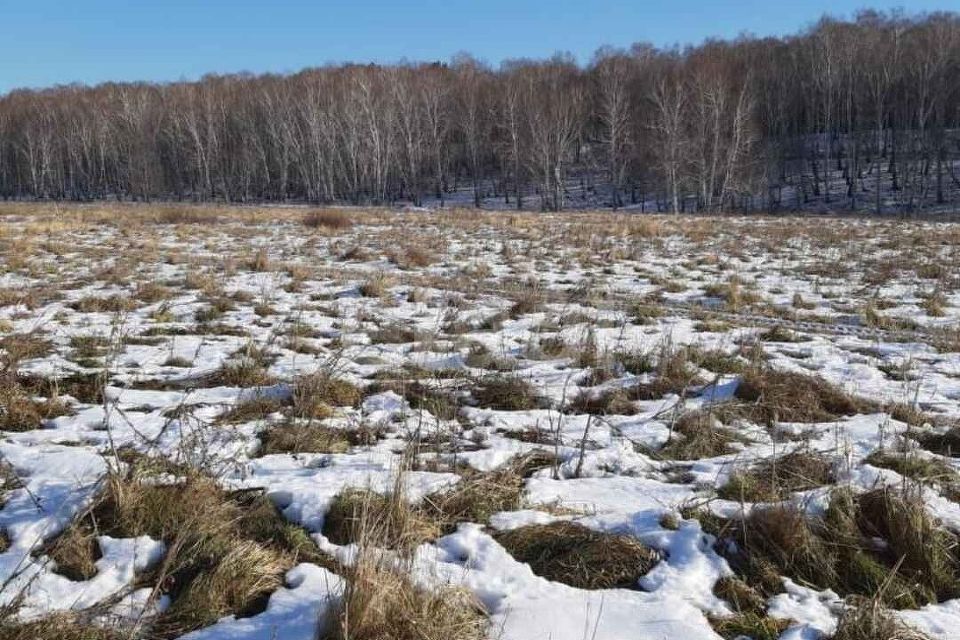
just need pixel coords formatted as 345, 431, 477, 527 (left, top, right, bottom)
0, 205, 959, 639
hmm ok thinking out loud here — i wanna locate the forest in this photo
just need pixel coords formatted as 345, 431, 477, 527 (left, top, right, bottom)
1, 10, 959, 214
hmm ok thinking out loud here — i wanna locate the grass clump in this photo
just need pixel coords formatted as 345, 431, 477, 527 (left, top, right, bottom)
865, 449, 960, 497
358, 273, 391, 298
709, 606, 789, 640
208, 358, 276, 388
567, 388, 637, 415
370, 380, 460, 421
471, 375, 545, 411
494, 521, 659, 589
918, 426, 960, 457
259, 422, 380, 455
657, 405, 741, 460
0, 331, 54, 363
324, 544, 486, 640
706, 486, 960, 610
832, 599, 930, 640
423, 463, 527, 531
0, 616, 124, 640
630, 343, 706, 400
69, 295, 136, 314
322, 487, 441, 552
292, 371, 361, 417
54, 463, 328, 638
0, 382, 71, 431
43, 525, 101, 581
718, 450, 834, 502
217, 395, 285, 424
303, 209, 353, 230
734, 365, 875, 424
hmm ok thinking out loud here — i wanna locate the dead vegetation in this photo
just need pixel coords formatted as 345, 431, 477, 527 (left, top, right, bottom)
832, 599, 931, 640
629, 343, 706, 400
292, 371, 362, 417
303, 209, 353, 230
718, 450, 835, 502
733, 365, 876, 424
0, 616, 125, 640
322, 486, 442, 551
709, 576, 790, 640
656, 404, 742, 460
494, 521, 659, 589
698, 485, 960, 610
323, 539, 486, 640
470, 374, 546, 411
324, 453, 551, 552
40, 460, 328, 638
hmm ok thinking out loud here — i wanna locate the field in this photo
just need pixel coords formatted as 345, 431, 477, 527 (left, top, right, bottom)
0, 203, 959, 640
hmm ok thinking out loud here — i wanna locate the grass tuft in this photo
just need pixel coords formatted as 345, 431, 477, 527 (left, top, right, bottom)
495, 521, 659, 589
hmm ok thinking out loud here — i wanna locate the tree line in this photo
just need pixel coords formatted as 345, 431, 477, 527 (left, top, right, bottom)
1, 10, 959, 214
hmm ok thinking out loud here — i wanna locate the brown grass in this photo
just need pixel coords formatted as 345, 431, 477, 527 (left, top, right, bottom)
44, 463, 329, 638
292, 371, 362, 416
734, 365, 875, 424
703, 486, 960, 609
718, 450, 834, 502
0, 616, 124, 640
471, 375, 545, 411
303, 209, 353, 230
832, 598, 930, 640
325, 544, 486, 640
259, 422, 380, 455
358, 272, 391, 298
0, 383, 72, 431
495, 521, 659, 589
322, 487, 441, 551
630, 343, 706, 400
657, 405, 741, 460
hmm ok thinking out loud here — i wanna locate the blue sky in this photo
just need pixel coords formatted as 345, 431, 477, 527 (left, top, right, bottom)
1, 0, 954, 93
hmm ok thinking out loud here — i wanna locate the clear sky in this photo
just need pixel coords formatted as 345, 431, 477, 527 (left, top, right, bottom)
1, 0, 954, 94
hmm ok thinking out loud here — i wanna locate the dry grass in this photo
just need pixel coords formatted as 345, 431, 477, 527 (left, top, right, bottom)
217, 395, 285, 424
422, 463, 527, 531
0, 382, 72, 431
657, 405, 741, 460
0, 616, 124, 640
43, 525, 100, 581
630, 343, 706, 400
358, 272, 391, 298
371, 380, 460, 421
69, 295, 136, 314
207, 358, 276, 388
568, 388, 637, 415
42, 462, 329, 638
259, 422, 381, 455
832, 599, 930, 640
292, 371, 362, 417
471, 375, 545, 411
303, 209, 353, 230
734, 365, 875, 424
495, 521, 659, 589
325, 544, 486, 640
322, 487, 441, 551
865, 450, 960, 497
718, 450, 834, 502
703, 486, 960, 609
388, 246, 436, 269
918, 426, 960, 457
0, 332, 54, 364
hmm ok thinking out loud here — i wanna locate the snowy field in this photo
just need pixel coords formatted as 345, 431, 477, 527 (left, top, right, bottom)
1, 204, 960, 640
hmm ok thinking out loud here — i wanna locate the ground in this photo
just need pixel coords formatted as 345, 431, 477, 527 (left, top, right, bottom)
0, 203, 959, 640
